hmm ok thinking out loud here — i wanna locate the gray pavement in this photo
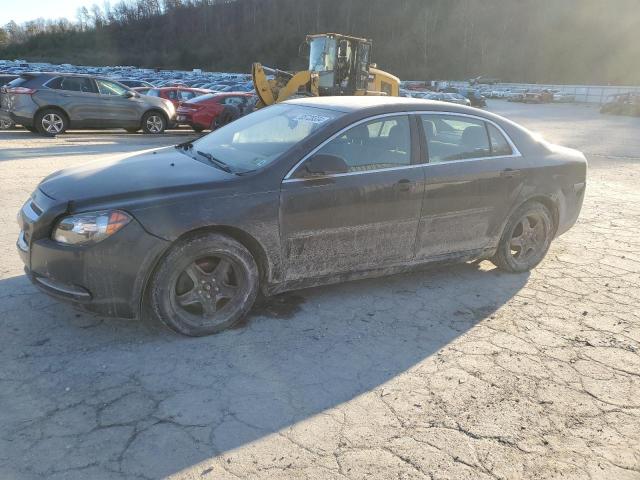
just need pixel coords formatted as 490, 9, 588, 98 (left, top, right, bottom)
0, 102, 639, 479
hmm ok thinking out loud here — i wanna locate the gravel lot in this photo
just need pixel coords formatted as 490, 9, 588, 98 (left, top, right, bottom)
1, 101, 639, 479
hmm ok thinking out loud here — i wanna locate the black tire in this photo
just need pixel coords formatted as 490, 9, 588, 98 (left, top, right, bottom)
141, 111, 166, 134
192, 125, 204, 133
491, 202, 554, 273
150, 233, 259, 336
35, 108, 68, 136
125, 127, 140, 133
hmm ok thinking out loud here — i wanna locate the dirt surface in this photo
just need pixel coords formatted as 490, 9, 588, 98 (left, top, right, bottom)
1, 103, 639, 479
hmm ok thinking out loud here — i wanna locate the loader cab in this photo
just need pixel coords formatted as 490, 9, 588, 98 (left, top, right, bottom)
307, 34, 371, 96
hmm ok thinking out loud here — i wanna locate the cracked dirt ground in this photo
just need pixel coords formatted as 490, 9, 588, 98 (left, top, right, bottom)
0, 102, 639, 479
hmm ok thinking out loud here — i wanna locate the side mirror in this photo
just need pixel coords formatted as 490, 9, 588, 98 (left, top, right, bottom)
124, 90, 136, 98
304, 154, 349, 177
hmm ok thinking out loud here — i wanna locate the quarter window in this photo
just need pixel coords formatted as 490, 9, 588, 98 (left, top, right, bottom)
421, 114, 492, 163
307, 115, 411, 174
487, 124, 513, 156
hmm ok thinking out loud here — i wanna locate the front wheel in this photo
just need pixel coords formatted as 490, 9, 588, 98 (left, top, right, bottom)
142, 111, 166, 134
491, 202, 554, 273
150, 233, 259, 336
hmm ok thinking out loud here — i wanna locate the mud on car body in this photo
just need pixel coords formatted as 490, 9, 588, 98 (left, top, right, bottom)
17, 97, 587, 336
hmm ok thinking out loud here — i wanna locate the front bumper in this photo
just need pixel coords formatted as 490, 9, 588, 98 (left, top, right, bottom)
18, 206, 170, 318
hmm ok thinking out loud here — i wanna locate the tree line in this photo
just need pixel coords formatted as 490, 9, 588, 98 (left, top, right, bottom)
1, 0, 639, 85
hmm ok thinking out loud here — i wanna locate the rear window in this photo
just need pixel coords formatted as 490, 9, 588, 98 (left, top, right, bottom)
188, 93, 217, 103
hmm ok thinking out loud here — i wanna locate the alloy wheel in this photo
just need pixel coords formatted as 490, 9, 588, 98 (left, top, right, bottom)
146, 115, 163, 133
171, 254, 243, 326
41, 113, 64, 134
508, 213, 547, 265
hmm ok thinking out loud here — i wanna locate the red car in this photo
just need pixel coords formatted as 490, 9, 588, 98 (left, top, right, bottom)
176, 92, 255, 132
145, 87, 212, 109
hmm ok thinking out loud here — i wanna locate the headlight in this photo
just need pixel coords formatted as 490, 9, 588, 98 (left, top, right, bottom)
52, 210, 132, 246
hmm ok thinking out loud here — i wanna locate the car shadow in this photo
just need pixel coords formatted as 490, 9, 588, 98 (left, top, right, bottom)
0, 261, 529, 478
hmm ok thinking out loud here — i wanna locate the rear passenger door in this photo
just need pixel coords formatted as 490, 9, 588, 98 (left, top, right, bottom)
39, 76, 102, 126
416, 113, 523, 259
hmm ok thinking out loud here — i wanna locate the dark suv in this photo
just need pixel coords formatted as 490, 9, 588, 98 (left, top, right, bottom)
0, 73, 176, 136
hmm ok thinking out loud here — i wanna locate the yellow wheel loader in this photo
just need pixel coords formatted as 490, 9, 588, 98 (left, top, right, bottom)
252, 33, 400, 108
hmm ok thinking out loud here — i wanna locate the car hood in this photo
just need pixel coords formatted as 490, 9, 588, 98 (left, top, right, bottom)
38, 147, 235, 205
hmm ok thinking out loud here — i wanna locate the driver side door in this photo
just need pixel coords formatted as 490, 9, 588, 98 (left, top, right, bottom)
279, 114, 425, 281
94, 79, 142, 127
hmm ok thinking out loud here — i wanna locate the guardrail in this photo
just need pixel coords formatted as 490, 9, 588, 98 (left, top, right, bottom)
439, 81, 640, 104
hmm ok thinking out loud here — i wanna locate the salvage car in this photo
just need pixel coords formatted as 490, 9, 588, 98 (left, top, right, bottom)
17, 97, 587, 336
0, 73, 176, 135
176, 92, 254, 132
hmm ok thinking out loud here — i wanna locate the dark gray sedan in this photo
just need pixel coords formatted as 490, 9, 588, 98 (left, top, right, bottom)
17, 97, 586, 336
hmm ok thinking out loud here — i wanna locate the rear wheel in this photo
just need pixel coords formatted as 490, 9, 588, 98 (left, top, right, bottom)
35, 109, 68, 136
0, 118, 14, 129
141, 111, 166, 134
491, 202, 554, 273
150, 233, 259, 336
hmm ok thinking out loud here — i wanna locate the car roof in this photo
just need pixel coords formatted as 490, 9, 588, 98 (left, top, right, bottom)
285, 96, 480, 114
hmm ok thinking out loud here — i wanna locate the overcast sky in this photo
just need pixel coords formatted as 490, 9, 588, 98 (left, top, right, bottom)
0, 0, 91, 25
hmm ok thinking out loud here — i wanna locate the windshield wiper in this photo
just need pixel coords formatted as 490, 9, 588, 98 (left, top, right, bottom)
196, 150, 234, 174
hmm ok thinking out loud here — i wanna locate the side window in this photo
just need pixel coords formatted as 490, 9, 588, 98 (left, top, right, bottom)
167, 89, 178, 100
147, 89, 160, 97
95, 79, 127, 96
60, 77, 95, 93
487, 124, 513, 156
421, 114, 490, 163
180, 90, 195, 101
303, 115, 411, 174
45, 77, 63, 89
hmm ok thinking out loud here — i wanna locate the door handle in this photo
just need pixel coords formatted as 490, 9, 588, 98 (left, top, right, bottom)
395, 179, 412, 191
500, 168, 522, 178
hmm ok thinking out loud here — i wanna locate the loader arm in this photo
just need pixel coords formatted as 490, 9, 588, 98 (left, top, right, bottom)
252, 62, 319, 108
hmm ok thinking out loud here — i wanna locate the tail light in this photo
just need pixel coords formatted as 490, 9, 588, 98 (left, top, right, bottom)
5, 87, 36, 95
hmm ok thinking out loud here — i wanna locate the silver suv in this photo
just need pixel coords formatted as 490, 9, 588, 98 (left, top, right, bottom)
0, 73, 175, 136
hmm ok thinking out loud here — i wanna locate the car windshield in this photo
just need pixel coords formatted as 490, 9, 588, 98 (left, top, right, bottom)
191, 104, 341, 172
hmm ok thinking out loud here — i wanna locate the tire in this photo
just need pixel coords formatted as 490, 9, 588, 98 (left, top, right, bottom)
141, 111, 166, 134
35, 108, 68, 136
0, 118, 14, 129
150, 233, 259, 336
192, 125, 204, 133
491, 202, 554, 273
125, 127, 140, 133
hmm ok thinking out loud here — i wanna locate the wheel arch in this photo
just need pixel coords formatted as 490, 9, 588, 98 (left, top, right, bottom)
138, 224, 272, 318
34, 105, 70, 123
143, 108, 169, 125
506, 194, 560, 238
